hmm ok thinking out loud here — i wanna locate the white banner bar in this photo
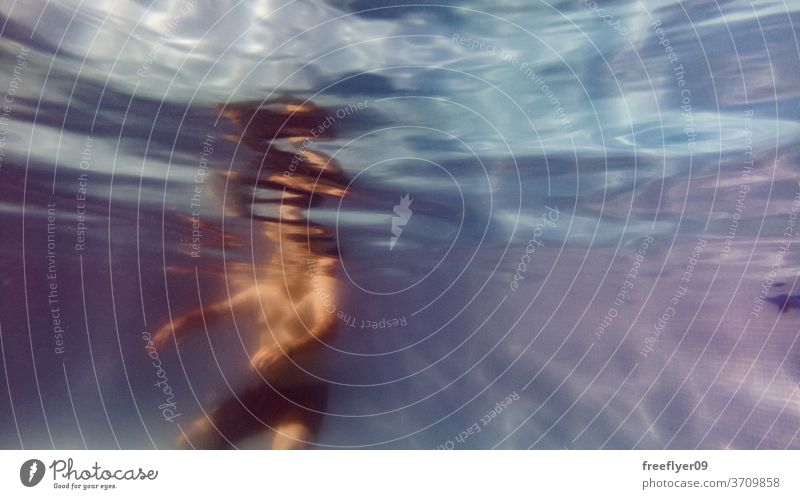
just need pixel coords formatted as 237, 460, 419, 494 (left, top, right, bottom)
1, 451, 797, 497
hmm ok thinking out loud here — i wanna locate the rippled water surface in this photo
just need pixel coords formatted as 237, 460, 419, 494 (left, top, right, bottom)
2, 0, 800, 449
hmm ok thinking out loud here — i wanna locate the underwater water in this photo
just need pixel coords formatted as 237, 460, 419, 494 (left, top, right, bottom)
2, 0, 800, 449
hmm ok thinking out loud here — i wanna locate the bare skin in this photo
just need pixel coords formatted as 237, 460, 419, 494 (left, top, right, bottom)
154, 100, 347, 449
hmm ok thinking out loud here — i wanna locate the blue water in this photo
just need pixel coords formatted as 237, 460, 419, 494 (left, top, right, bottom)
2, 0, 800, 449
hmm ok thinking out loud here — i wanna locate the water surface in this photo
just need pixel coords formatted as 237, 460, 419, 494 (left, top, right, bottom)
2, 0, 800, 449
